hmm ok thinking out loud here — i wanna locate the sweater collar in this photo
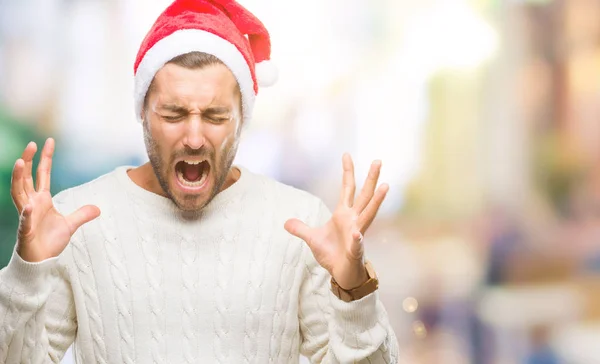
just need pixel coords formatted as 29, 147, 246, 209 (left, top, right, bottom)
114, 164, 251, 222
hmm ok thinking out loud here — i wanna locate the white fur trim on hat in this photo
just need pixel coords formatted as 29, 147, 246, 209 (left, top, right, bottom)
255, 60, 278, 87
134, 29, 255, 123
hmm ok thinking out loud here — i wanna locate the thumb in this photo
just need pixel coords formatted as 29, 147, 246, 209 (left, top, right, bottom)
66, 205, 101, 234
284, 218, 314, 247
17, 204, 34, 240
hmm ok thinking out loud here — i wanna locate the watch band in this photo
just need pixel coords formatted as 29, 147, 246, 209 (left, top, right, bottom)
330, 260, 379, 302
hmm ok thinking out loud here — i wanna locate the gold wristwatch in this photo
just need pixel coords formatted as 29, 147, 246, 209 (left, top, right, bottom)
330, 260, 379, 302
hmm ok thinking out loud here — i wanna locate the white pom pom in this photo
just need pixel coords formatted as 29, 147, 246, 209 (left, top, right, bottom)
255, 60, 278, 87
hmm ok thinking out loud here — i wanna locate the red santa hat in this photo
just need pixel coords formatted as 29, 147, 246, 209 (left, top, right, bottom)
133, 0, 278, 123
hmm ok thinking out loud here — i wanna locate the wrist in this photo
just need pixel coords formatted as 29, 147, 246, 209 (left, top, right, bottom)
330, 260, 379, 302
336, 265, 369, 290
16, 243, 39, 263
16, 241, 53, 263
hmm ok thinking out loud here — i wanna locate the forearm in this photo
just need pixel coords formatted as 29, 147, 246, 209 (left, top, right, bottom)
0, 251, 73, 363
326, 290, 399, 363
299, 254, 398, 363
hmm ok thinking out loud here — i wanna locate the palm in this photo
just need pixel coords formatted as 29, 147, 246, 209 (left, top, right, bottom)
11, 139, 100, 263
22, 192, 73, 261
308, 210, 362, 272
285, 154, 388, 290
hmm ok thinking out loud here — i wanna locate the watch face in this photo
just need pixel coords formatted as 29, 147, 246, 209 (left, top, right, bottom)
330, 261, 379, 302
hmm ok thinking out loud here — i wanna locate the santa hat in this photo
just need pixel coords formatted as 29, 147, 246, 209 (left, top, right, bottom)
133, 0, 278, 123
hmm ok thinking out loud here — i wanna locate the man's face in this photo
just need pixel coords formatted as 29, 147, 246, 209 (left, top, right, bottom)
142, 62, 242, 212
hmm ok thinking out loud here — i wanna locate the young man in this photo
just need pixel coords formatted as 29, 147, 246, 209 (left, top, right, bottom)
1, 0, 399, 363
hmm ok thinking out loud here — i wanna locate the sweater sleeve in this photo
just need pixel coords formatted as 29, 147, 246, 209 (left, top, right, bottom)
0, 249, 77, 363
298, 200, 399, 363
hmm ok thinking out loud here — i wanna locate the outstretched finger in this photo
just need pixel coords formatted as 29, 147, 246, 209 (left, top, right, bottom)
357, 183, 389, 233
36, 138, 55, 192
66, 205, 101, 234
21, 142, 37, 195
284, 218, 316, 248
11, 159, 26, 213
353, 160, 382, 213
339, 153, 356, 208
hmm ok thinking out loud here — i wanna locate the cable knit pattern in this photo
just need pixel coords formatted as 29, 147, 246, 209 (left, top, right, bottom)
28, 304, 45, 364
59, 190, 108, 364
242, 200, 269, 363
20, 294, 38, 360
96, 186, 136, 364
131, 199, 165, 364
0, 284, 20, 360
179, 233, 199, 364
213, 215, 238, 362
0, 244, 75, 364
68, 239, 108, 364
0, 165, 399, 363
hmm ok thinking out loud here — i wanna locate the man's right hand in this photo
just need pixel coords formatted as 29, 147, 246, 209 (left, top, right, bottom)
11, 138, 100, 263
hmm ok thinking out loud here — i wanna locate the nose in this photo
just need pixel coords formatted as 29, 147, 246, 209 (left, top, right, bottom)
182, 115, 206, 150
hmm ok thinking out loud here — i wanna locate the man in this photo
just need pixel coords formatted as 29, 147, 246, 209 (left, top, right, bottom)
1, 0, 399, 363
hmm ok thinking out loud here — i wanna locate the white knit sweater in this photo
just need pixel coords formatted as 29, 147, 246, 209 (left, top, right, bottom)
0, 166, 398, 363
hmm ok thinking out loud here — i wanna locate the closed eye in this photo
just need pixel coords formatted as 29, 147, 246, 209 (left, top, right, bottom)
205, 116, 231, 124
161, 114, 185, 122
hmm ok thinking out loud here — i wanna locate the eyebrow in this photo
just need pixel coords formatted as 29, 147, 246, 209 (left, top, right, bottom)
158, 104, 188, 114
203, 107, 231, 114
157, 105, 231, 115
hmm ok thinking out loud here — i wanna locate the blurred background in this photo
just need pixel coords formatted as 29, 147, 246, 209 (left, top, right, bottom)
1, 0, 600, 363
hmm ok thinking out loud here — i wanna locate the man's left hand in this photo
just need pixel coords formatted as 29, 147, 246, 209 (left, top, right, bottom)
284, 153, 388, 290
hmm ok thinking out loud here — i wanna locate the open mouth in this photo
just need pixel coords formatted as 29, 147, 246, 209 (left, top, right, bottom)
175, 160, 210, 188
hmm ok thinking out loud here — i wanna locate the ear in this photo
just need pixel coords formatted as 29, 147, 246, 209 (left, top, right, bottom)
142, 81, 156, 122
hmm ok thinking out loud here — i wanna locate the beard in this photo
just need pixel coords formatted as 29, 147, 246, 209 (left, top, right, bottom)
143, 121, 239, 213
